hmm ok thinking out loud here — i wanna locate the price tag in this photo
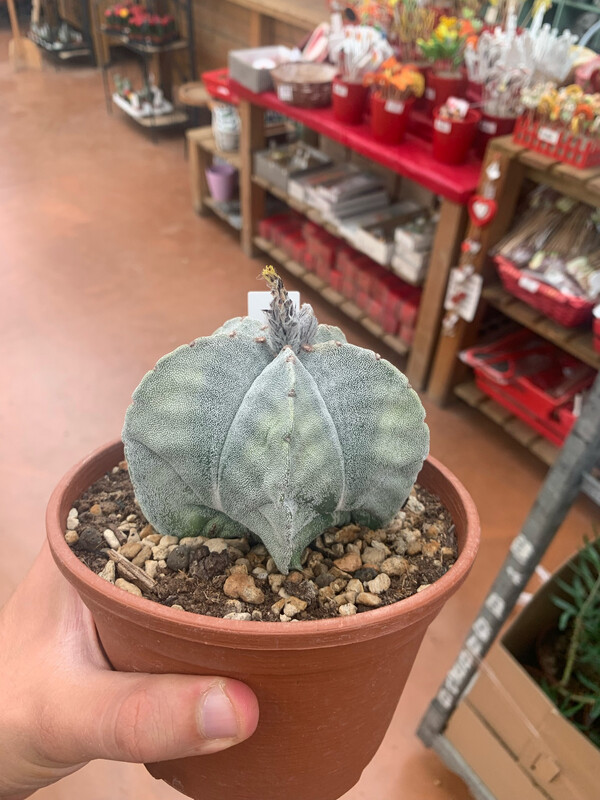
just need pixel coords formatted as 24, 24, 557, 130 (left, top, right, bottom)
277, 84, 293, 102
518, 275, 540, 294
333, 82, 348, 98
538, 126, 560, 146
385, 99, 405, 115
425, 87, 435, 101
444, 269, 483, 322
434, 118, 452, 134
479, 119, 497, 135
248, 291, 300, 321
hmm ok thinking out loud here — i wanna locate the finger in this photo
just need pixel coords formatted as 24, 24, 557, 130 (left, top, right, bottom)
34, 672, 259, 765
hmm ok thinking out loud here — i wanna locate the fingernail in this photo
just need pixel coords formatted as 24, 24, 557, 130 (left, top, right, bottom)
199, 684, 240, 740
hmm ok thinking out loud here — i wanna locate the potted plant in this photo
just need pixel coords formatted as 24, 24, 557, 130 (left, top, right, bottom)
433, 97, 481, 165
474, 67, 526, 157
418, 15, 479, 113
47, 269, 480, 800
364, 57, 425, 144
446, 537, 600, 799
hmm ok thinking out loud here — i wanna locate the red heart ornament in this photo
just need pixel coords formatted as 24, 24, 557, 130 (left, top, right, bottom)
468, 196, 497, 227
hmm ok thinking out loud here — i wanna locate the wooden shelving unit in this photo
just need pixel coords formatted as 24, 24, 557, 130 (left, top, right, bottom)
253, 236, 409, 357
483, 284, 600, 371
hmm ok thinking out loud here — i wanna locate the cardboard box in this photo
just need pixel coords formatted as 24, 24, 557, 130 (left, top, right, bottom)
447, 553, 600, 800
253, 143, 331, 193
353, 211, 423, 266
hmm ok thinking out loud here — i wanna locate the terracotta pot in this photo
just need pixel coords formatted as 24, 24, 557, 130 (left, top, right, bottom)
424, 70, 467, 114
370, 91, 414, 144
47, 440, 480, 800
332, 76, 368, 125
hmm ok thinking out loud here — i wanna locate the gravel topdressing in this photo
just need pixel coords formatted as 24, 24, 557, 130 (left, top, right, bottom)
65, 461, 458, 622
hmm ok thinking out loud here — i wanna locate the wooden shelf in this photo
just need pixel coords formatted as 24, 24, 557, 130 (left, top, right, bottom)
187, 127, 242, 170
483, 284, 600, 370
253, 236, 409, 357
101, 29, 189, 55
203, 197, 242, 231
112, 95, 187, 128
455, 380, 600, 505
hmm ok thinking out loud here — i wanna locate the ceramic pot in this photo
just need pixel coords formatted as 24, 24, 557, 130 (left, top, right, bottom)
424, 71, 467, 114
433, 107, 481, 165
370, 92, 414, 144
205, 163, 238, 203
332, 76, 369, 124
474, 112, 517, 158
47, 440, 480, 800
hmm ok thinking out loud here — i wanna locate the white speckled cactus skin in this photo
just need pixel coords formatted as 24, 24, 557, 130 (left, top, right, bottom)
122, 268, 429, 573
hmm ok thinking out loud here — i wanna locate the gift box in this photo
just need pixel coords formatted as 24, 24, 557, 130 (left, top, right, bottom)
329, 269, 344, 293
281, 230, 307, 263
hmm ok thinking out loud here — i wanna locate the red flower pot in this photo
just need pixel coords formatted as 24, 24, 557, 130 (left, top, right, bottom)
47, 440, 479, 800
466, 80, 483, 104
433, 107, 481, 165
474, 112, 517, 157
370, 92, 415, 144
425, 71, 467, 114
332, 76, 369, 125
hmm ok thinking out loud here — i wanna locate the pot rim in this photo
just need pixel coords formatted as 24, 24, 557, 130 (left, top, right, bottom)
47, 440, 479, 649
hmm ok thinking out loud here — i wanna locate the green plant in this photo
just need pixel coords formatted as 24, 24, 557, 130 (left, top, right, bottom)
543, 537, 600, 746
122, 267, 429, 573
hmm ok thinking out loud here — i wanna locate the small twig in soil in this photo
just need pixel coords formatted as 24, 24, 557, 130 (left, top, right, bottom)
102, 548, 157, 590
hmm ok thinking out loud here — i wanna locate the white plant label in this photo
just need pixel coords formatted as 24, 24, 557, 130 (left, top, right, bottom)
538, 126, 560, 146
248, 291, 300, 321
385, 99, 405, 114
480, 119, 497, 135
434, 118, 452, 134
277, 85, 293, 102
333, 82, 348, 97
518, 275, 540, 294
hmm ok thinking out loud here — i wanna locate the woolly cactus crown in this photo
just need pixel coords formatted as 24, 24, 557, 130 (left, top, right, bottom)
123, 268, 429, 573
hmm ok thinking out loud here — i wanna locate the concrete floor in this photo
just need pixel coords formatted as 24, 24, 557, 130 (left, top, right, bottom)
1, 32, 598, 800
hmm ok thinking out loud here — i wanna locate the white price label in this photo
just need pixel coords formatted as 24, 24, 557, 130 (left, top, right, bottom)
333, 82, 348, 98
385, 99, 405, 115
434, 118, 452, 134
485, 592, 506, 619
444, 269, 483, 322
277, 84, 293, 102
473, 617, 492, 642
425, 87, 435, 101
518, 275, 540, 294
479, 119, 497, 135
248, 291, 300, 321
538, 126, 560, 146
511, 533, 535, 565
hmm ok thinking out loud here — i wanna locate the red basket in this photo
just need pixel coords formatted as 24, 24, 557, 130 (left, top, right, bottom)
495, 255, 595, 328
461, 329, 595, 446
513, 115, 600, 169
201, 69, 240, 105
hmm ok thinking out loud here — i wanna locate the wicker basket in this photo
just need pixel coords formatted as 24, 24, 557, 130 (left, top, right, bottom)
271, 62, 337, 108
495, 255, 595, 328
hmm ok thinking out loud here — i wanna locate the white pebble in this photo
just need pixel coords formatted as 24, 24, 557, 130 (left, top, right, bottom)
126, 514, 137, 522
339, 603, 357, 616
68, 508, 78, 519
66, 517, 79, 530
65, 531, 79, 545
144, 560, 158, 579
160, 535, 179, 547
224, 612, 252, 621
99, 560, 116, 583
205, 538, 228, 554
115, 578, 142, 596
103, 529, 120, 550
367, 573, 391, 595
112, 466, 119, 473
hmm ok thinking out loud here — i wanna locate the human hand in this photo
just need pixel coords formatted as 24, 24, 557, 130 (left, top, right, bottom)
0, 543, 259, 800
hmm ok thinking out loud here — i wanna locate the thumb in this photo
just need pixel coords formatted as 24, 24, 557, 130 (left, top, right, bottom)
46, 671, 259, 765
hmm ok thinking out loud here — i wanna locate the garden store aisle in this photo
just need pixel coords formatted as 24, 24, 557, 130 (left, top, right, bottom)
0, 28, 598, 800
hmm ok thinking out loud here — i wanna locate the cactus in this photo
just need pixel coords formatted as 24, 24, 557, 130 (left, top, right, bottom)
123, 267, 429, 573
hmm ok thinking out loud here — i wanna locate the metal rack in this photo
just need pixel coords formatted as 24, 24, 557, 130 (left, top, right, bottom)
417, 373, 600, 798
97, 0, 196, 134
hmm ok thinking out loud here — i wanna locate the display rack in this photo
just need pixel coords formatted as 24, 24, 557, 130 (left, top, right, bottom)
228, 80, 482, 391
98, 0, 195, 133
417, 373, 600, 799
30, 0, 95, 61
425, 136, 600, 505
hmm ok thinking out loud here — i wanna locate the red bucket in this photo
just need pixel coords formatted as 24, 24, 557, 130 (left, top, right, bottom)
433, 107, 481, 165
332, 77, 368, 125
370, 92, 414, 144
475, 112, 517, 157
424, 71, 467, 114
